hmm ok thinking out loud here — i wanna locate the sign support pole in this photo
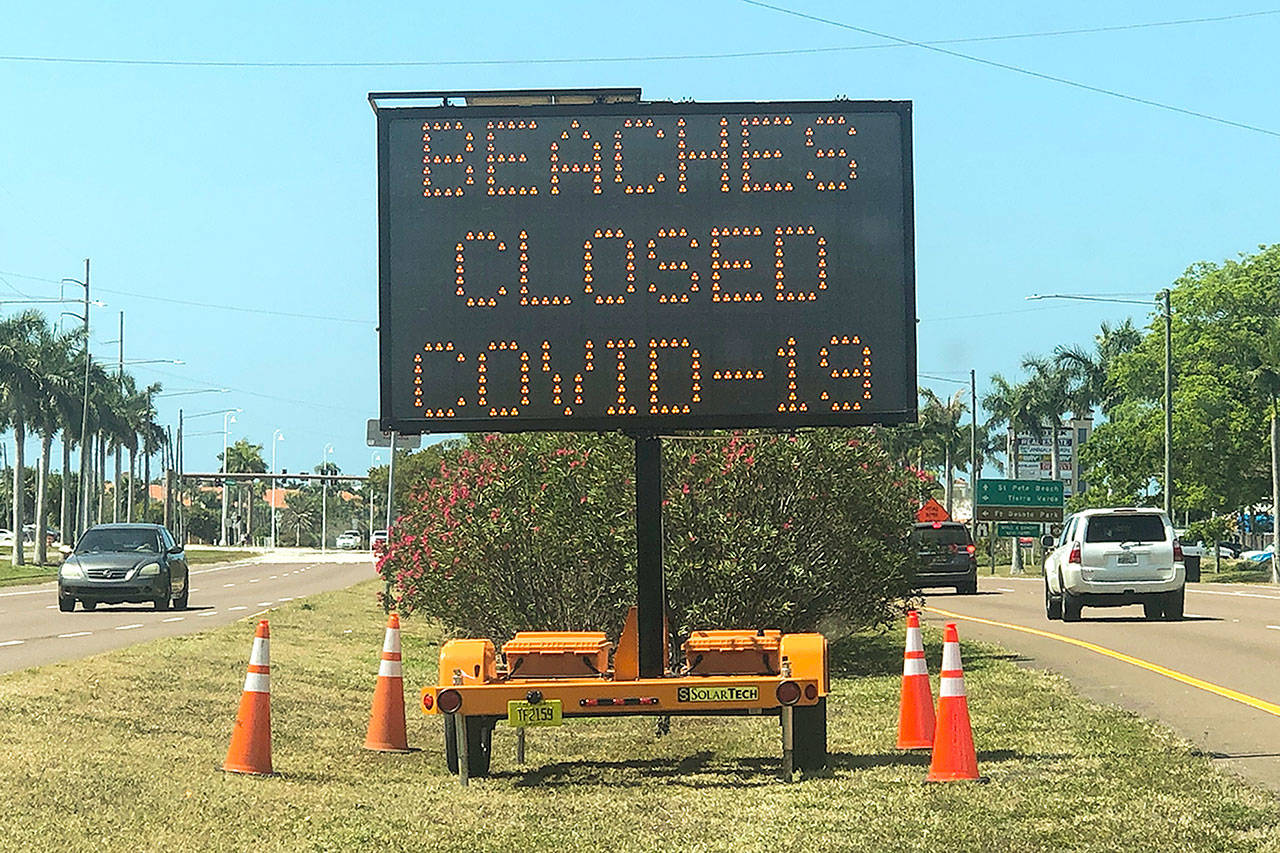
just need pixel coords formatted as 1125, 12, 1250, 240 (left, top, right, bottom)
633, 432, 666, 678
385, 431, 397, 533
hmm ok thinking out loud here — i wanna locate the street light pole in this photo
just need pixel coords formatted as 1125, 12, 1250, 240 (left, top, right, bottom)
271, 430, 285, 549
369, 451, 382, 548
321, 444, 334, 552
61, 260, 92, 541
221, 411, 236, 546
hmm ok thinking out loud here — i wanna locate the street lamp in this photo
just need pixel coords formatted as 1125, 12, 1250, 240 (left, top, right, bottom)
321, 444, 334, 553
157, 388, 229, 398
369, 450, 383, 549
1026, 291, 1174, 517
271, 430, 285, 550
61, 261, 91, 540
221, 410, 238, 547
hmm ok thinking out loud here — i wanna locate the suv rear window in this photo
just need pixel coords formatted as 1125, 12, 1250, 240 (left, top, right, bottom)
911, 526, 972, 547
1083, 514, 1166, 544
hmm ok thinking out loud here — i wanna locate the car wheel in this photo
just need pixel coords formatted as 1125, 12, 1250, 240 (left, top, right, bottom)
1163, 587, 1185, 621
1045, 580, 1062, 620
82, 600, 97, 611
792, 698, 828, 772
956, 580, 978, 595
1062, 588, 1083, 622
58, 595, 76, 613
1143, 599, 1162, 619
153, 595, 170, 611
172, 583, 189, 611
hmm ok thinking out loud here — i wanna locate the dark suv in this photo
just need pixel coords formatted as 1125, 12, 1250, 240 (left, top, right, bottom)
57, 523, 189, 612
910, 521, 978, 595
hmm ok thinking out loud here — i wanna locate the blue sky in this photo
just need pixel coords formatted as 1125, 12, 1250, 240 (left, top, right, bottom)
1, 1, 1277, 477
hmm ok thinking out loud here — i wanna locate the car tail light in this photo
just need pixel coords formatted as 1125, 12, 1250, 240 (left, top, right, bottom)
422, 693, 434, 711
931, 522, 942, 529
1068, 543, 1081, 565
965, 544, 976, 555
1173, 540, 1183, 562
776, 681, 801, 705
436, 688, 462, 714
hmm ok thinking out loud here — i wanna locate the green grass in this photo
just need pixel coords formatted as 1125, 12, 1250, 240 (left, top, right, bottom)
185, 549, 263, 566
1, 582, 1279, 852
1203, 559, 1276, 584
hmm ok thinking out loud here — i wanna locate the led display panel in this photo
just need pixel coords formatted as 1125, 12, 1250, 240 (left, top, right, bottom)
375, 98, 915, 434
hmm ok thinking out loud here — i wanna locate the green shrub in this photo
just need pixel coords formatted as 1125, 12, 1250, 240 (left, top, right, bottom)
377, 430, 916, 642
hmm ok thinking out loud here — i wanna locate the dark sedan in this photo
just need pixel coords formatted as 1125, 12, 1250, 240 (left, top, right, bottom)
58, 523, 190, 612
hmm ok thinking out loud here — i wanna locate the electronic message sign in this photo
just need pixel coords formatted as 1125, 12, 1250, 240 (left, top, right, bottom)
375, 95, 915, 434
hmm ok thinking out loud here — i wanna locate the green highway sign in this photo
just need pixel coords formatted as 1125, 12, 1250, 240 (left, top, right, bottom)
975, 478, 1064, 523
996, 522, 1042, 538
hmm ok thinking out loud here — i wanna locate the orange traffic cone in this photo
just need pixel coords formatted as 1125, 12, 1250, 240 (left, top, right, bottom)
364, 613, 410, 752
896, 609, 935, 749
926, 622, 982, 782
223, 620, 273, 775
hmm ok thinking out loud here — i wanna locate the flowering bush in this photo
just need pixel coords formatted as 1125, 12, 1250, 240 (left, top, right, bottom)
377, 430, 916, 641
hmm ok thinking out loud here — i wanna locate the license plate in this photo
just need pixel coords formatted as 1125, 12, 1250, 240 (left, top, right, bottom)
507, 699, 563, 727
1117, 553, 1138, 565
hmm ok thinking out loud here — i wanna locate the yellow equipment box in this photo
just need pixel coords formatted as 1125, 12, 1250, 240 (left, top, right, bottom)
501, 631, 613, 678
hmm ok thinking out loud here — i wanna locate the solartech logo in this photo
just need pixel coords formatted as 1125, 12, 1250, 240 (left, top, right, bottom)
676, 685, 759, 703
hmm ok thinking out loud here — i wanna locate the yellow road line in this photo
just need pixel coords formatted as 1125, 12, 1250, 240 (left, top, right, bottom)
924, 605, 1280, 718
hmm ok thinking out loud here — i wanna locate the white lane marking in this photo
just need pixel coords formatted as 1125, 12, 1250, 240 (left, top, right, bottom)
162, 616, 184, 623
229, 606, 248, 611
58, 631, 92, 638
190, 589, 200, 593
196, 611, 217, 617
278, 596, 294, 602
257, 601, 273, 607
223, 583, 235, 588
0, 587, 55, 598
1191, 588, 1280, 601
1267, 625, 1280, 631
269, 575, 278, 580
0, 639, 25, 646
994, 587, 1016, 592
115, 624, 143, 631
249, 578, 260, 583
46, 604, 58, 609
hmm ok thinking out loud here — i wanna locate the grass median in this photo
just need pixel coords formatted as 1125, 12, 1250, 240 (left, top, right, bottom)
1, 582, 1278, 852
0, 548, 264, 588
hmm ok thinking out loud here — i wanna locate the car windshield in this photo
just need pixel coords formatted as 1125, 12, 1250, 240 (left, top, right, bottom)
1084, 515, 1165, 544
911, 527, 971, 547
76, 528, 160, 554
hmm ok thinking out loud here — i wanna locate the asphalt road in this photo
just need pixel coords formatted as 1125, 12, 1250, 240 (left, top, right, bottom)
921, 574, 1280, 792
0, 550, 374, 673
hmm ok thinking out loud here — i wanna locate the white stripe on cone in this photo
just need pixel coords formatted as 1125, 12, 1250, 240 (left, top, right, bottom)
941, 640, 961, 672
378, 658, 403, 678
905, 626, 924, 654
249, 637, 270, 668
243, 672, 270, 694
903, 657, 928, 677
940, 676, 966, 698
382, 628, 401, 656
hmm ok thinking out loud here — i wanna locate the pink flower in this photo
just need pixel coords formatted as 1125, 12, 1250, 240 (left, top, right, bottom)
681, 483, 690, 494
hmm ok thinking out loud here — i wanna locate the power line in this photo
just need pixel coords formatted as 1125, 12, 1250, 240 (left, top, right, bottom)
0, 9, 1276, 68
741, 0, 1280, 139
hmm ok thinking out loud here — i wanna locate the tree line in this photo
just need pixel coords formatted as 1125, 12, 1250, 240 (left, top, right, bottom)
1, 310, 168, 567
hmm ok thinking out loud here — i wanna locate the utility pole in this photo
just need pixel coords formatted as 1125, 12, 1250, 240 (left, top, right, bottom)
114, 311, 123, 523
77, 260, 91, 540
970, 368, 977, 543
1162, 289, 1173, 519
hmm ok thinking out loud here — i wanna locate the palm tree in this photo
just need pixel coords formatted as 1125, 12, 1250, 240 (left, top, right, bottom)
1055, 319, 1141, 419
1251, 318, 1280, 584
29, 324, 81, 563
982, 374, 1037, 477
919, 388, 968, 514
0, 311, 50, 567
1022, 356, 1074, 486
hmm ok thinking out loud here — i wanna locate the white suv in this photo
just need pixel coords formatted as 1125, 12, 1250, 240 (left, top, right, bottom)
1042, 508, 1185, 622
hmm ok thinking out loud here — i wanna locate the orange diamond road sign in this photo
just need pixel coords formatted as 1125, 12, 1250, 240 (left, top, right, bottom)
915, 499, 950, 523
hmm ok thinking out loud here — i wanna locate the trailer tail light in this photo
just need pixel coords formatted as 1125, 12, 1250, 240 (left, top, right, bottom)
804, 684, 819, 701
1173, 540, 1183, 562
422, 693, 434, 711
436, 688, 462, 714
776, 681, 801, 706
1068, 543, 1081, 565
